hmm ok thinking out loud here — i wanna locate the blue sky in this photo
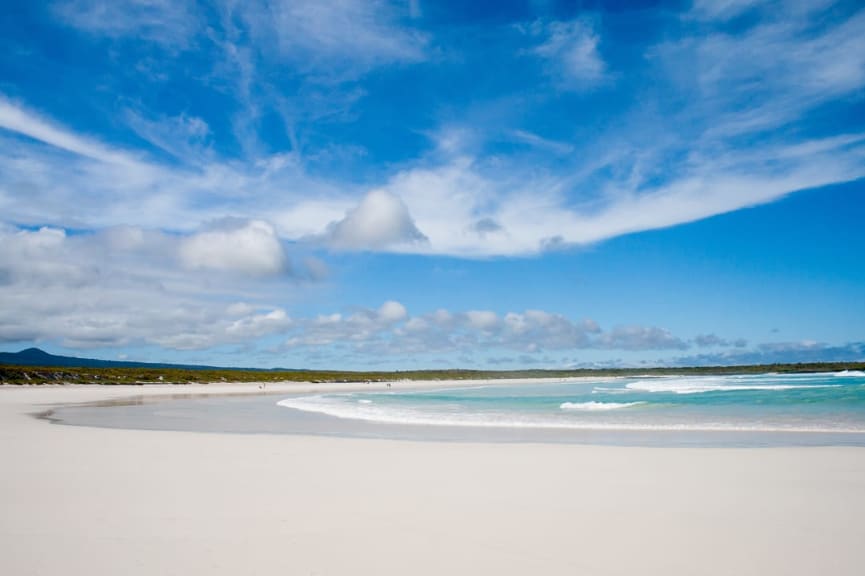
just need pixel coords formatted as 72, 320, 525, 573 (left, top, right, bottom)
1, 0, 864, 369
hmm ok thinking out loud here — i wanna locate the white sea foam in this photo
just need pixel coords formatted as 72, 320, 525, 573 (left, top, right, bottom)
560, 401, 645, 411
591, 386, 630, 394
358, 399, 373, 404
625, 378, 841, 394
835, 370, 865, 377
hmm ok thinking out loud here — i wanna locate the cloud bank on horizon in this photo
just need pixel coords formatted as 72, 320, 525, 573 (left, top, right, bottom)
0, 0, 864, 368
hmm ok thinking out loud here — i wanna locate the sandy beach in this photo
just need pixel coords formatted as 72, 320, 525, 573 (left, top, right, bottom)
2, 383, 864, 575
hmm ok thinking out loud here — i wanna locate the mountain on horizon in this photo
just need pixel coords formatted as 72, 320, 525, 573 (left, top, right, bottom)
0, 348, 279, 371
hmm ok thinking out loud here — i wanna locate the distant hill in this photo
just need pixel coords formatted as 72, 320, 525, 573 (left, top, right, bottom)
0, 347, 262, 371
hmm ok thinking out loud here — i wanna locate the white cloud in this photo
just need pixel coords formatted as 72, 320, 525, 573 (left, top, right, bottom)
225, 308, 292, 339
465, 310, 499, 331
0, 96, 353, 237
378, 300, 408, 323
52, 0, 199, 49
530, 19, 607, 88
0, 231, 779, 360
125, 109, 211, 161
688, 0, 833, 23
327, 189, 428, 250
664, 4, 865, 136
687, 0, 763, 21
0, 224, 297, 349
595, 326, 689, 351
671, 340, 865, 366
281, 303, 687, 356
265, 0, 427, 70
179, 219, 288, 275
2, 89, 864, 260
0, 96, 139, 166
3, 4, 864, 262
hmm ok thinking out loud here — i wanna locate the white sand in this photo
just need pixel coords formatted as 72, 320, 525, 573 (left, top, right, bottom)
2, 383, 864, 575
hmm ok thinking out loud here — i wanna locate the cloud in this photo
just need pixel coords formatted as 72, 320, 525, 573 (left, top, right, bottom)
1, 228, 841, 365
0, 224, 296, 349
0, 95, 355, 236
378, 300, 408, 323
670, 340, 865, 366
52, 0, 199, 49
124, 109, 211, 161
662, 3, 865, 136
687, 0, 763, 22
509, 129, 574, 155
465, 310, 499, 331
694, 333, 728, 347
261, 0, 428, 74
2, 3, 863, 262
179, 218, 288, 275
282, 303, 685, 356
0, 96, 138, 166
327, 189, 428, 250
595, 325, 689, 351
529, 19, 607, 88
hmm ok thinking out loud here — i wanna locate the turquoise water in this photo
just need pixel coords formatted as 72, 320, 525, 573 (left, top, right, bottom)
277, 371, 865, 433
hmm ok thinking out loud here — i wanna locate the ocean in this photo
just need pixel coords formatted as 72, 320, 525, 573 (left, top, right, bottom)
277, 371, 865, 435
47, 371, 865, 446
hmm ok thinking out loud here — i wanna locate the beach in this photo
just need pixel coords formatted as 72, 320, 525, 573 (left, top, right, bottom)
2, 383, 864, 575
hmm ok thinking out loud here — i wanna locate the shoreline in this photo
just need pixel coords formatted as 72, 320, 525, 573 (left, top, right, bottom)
38, 384, 865, 448
2, 384, 865, 575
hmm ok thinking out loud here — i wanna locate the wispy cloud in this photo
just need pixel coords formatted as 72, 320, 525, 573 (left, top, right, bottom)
0, 96, 139, 166
528, 19, 607, 89
53, 0, 200, 49
13, 3, 860, 258
258, 0, 428, 76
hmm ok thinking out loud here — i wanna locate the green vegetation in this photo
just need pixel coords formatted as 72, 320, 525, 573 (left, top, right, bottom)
1, 362, 864, 386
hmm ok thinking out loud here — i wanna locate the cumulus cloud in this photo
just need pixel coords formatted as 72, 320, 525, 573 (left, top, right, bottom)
378, 300, 408, 323
595, 326, 689, 351
0, 225, 723, 360
465, 310, 499, 331
692, 333, 749, 348
179, 218, 288, 275
282, 303, 687, 356
694, 333, 725, 347
0, 224, 298, 349
327, 189, 428, 250
670, 340, 865, 366
1, 229, 846, 366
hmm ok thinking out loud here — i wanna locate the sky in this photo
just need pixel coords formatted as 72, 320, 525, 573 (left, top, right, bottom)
1, 0, 864, 370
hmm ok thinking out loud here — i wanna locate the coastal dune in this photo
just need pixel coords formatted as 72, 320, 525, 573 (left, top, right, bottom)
1, 384, 863, 575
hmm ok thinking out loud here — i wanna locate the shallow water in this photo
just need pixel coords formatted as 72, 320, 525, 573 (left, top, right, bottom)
279, 372, 865, 434
45, 372, 865, 447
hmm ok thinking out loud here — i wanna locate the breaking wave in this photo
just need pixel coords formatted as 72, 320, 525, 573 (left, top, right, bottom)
625, 378, 842, 395
560, 401, 645, 411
